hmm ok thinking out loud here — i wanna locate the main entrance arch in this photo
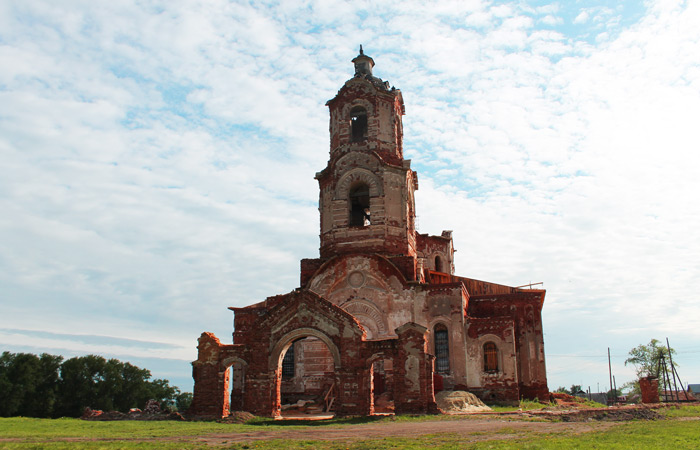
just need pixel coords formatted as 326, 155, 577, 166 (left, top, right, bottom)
271, 328, 340, 417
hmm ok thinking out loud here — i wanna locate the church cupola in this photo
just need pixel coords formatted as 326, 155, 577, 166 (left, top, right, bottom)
315, 50, 418, 261
352, 45, 374, 76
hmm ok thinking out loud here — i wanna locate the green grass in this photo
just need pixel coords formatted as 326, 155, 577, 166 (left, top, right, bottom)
487, 399, 555, 412
476, 419, 700, 450
1, 405, 699, 449
488, 397, 607, 413
660, 404, 700, 418
0, 417, 243, 439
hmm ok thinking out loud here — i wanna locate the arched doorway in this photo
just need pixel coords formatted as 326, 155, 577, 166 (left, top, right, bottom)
221, 358, 247, 416
272, 330, 340, 418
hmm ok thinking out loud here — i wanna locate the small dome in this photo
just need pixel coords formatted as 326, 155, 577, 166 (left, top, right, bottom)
351, 45, 375, 76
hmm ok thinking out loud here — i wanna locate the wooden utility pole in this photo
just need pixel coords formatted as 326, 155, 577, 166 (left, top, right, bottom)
666, 338, 679, 401
608, 347, 613, 405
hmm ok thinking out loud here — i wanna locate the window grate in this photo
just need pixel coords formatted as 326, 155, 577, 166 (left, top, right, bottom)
282, 344, 295, 379
434, 326, 450, 373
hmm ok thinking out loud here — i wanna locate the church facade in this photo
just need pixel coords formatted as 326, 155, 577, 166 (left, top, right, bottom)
189, 50, 549, 418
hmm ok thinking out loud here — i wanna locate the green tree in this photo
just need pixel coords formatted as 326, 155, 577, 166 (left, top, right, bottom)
569, 385, 585, 396
621, 380, 641, 396
114, 360, 153, 411
56, 354, 182, 416
26, 353, 63, 417
148, 378, 180, 412
176, 392, 193, 412
56, 354, 108, 417
0, 352, 63, 417
1, 352, 182, 418
607, 388, 621, 402
0, 352, 39, 416
624, 339, 677, 378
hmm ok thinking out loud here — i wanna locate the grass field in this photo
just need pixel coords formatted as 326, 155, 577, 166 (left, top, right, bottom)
1, 405, 699, 449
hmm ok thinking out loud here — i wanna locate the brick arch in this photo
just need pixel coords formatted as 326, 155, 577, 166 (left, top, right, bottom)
367, 352, 394, 367
340, 298, 389, 338
334, 168, 382, 200
269, 327, 342, 370
220, 356, 248, 370
341, 98, 374, 120
308, 254, 410, 296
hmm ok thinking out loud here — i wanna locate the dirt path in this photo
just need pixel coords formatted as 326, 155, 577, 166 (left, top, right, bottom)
6, 405, 680, 446
0, 416, 619, 446
190, 418, 618, 445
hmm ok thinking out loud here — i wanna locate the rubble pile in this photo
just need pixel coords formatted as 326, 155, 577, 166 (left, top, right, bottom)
81, 401, 185, 421
550, 392, 589, 408
374, 392, 395, 413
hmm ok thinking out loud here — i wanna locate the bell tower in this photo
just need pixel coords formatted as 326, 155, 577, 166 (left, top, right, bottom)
315, 47, 418, 260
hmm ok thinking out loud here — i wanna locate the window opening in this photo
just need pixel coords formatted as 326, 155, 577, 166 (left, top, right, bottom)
349, 184, 370, 227
434, 324, 450, 373
350, 107, 368, 142
483, 342, 498, 372
435, 256, 443, 273
281, 343, 295, 380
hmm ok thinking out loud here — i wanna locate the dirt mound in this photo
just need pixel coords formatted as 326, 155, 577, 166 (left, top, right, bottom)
559, 406, 662, 422
219, 411, 256, 423
436, 391, 492, 413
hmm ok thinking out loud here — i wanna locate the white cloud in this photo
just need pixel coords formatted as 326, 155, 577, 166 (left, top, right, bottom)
1, 0, 698, 392
574, 11, 590, 24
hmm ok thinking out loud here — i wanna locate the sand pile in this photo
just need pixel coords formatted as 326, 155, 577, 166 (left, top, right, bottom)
436, 391, 492, 413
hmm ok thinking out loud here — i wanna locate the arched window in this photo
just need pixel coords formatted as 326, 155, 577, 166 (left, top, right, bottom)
349, 183, 370, 227
434, 324, 450, 373
435, 255, 443, 273
281, 342, 295, 380
483, 342, 498, 373
350, 106, 368, 142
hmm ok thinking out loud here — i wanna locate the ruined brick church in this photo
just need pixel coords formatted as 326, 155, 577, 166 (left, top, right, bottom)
189, 49, 548, 418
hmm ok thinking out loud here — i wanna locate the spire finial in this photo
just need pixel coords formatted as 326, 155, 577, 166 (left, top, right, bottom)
359, 45, 364, 55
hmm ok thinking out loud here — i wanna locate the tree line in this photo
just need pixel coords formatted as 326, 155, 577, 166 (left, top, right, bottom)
0, 352, 192, 418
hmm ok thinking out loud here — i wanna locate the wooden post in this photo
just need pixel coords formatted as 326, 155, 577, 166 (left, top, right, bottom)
608, 347, 613, 406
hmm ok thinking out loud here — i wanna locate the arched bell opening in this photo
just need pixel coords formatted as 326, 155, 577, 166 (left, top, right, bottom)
350, 106, 368, 142
349, 182, 371, 227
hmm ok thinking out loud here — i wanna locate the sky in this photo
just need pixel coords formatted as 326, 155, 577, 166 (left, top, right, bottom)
1, 0, 699, 395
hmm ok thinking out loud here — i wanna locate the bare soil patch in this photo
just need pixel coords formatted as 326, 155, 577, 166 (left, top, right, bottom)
2, 405, 675, 447
192, 417, 619, 446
